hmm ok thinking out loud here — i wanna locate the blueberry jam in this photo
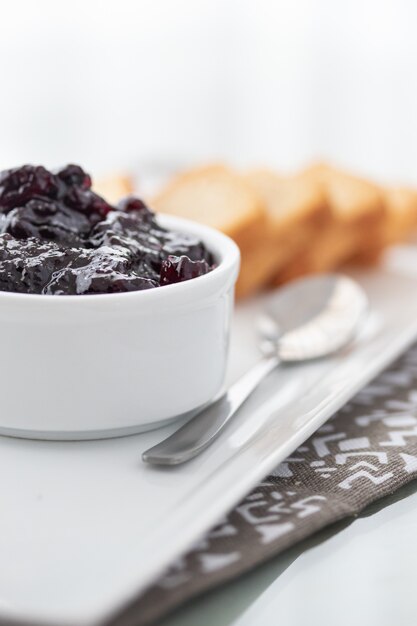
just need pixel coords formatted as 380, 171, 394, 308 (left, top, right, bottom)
0, 165, 214, 295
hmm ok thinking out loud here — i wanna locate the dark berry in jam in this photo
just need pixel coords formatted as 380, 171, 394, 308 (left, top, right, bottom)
0, 164, 214, 295
118, 196, 150, 215
4, 199, 91, 247
0, 165, 59, 210
56, 164, 92, 190
160, 255, 212, 286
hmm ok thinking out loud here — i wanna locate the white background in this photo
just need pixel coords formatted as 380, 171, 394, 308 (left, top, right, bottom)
0, 0, 416, 184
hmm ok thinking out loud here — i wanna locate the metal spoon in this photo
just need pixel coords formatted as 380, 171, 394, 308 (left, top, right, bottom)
142, 274, 368, 466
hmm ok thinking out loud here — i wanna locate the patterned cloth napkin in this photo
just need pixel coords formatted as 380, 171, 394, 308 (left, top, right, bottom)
109, 344, 417, 626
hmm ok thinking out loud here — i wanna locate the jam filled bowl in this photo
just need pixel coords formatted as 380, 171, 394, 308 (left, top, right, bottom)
0, 214, 239, 439
0, 165, 239, 439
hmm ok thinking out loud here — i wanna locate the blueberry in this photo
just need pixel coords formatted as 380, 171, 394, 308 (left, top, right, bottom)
160, 255, 212, 286
56, 164, 92, 190
118, 196, 150, 215
0, 165, 59, 210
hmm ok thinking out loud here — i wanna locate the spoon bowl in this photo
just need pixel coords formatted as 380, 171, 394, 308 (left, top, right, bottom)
259, 274, 368, 361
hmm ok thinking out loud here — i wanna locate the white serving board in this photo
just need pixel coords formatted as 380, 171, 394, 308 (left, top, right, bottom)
2, 246, 417, 626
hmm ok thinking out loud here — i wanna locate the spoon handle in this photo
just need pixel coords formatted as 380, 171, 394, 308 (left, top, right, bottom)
142, 355, 280, 465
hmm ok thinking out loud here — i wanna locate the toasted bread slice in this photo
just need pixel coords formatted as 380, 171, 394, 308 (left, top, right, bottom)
240, 169, 329, 297
273, 163, 385, 283
151, 165, 266, 251
304, 163, 384, 227
246, 168, 333, 291
354, 186, 417, 264
274, 225, 358, 284
93, 174, 134, 205
244, 169, 329, 234
235, 240, 280, 299
383, 187, 417, 243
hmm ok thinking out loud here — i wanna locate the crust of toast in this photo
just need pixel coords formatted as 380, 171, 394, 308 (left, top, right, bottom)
151, 165, 267, 251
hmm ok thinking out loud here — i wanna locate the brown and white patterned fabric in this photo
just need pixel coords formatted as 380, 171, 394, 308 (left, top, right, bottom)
109, 345, 417, 626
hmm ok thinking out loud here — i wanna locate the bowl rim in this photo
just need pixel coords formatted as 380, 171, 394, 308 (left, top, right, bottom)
0, 213, 240, 306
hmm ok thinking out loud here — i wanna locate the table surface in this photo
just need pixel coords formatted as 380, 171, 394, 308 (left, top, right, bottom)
159, 478, 417, 626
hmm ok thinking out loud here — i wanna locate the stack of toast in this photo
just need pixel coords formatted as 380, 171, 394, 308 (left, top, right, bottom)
98, 163, 417, 298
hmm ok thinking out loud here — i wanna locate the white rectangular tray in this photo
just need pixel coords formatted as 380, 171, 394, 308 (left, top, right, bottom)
3, 246, 417, 626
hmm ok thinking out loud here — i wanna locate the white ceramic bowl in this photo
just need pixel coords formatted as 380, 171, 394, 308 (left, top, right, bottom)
0, 215, 240, 440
